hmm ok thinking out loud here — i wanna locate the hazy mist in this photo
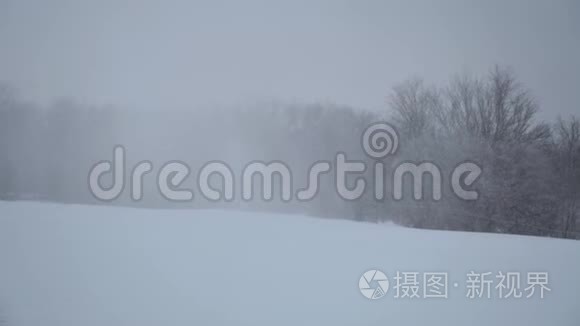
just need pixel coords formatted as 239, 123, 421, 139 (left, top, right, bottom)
0, 0, 579, 118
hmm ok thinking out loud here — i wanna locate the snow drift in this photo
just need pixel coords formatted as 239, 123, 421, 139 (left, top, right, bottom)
0, 201, 579, 325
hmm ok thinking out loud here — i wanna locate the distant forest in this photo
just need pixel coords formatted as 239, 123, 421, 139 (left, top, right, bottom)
1, 66, 578, 239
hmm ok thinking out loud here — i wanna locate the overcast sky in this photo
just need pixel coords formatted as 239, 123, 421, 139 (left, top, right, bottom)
0, 0, 578, 119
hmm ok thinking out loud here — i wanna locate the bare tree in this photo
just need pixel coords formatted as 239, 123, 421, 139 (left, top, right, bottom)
553, 116, 580, 238
445, 67, 550, 144
389, 78, 442, 138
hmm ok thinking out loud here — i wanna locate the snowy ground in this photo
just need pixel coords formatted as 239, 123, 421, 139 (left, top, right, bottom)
0, 201, 579, 326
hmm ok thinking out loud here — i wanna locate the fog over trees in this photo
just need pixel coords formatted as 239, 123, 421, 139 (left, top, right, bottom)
0, 66, 578, 238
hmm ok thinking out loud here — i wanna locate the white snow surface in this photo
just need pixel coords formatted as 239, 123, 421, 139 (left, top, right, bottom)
0, 201, 579, 325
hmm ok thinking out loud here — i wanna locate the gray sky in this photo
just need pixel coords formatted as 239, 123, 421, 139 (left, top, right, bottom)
0, 0, 578, 119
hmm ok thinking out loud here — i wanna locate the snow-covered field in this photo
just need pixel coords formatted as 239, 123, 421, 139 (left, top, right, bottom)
0, 201, 579, 325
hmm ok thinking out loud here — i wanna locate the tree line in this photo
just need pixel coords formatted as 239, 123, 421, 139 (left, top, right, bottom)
0, 66, 578, 238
